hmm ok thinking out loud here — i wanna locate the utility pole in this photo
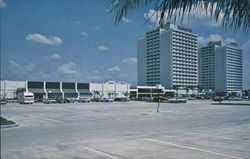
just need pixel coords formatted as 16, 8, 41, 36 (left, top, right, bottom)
156, 85, 161, 112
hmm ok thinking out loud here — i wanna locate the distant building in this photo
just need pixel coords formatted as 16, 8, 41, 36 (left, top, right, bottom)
0, 80, 26, 99
90, 81, 130, 98
0, 80, 130, 100
199, 41, 242, 94
137, 22, 198, 90
130, 85, 175, 99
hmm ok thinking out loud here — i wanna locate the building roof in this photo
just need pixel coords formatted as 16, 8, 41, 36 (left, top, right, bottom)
78, 89, 91, 94
28, 88, 45, 94
63, 89, 77, 94
46, 89, 62, 94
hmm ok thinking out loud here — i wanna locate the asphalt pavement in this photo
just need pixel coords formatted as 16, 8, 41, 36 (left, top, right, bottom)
1, 100, 250, 159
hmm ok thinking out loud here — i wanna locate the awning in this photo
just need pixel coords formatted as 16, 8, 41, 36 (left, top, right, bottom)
78, 89, 91, 94
46, 89, 62, 94
28, 88, 45, 94
63, 89, 77, 94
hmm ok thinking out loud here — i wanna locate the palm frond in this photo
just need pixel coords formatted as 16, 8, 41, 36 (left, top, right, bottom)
108, 0, 250, 32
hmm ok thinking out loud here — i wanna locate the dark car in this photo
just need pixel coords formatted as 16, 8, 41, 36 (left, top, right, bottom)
0, 99, 6, 105
114, 97, 130, 102
56, 98, 66, 103
213, 96, 224, 102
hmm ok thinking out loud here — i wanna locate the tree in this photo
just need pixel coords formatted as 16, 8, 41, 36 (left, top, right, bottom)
93, 91, 100, 98
15, 88, 26, 95
185, 86, 189, 96
197, 85, 203, 94
123, 91, 130, 97
108, 0, 250, 32
173, 85, 179, 98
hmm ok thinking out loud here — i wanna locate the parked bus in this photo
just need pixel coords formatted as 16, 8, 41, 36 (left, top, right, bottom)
18, 92, 34, 104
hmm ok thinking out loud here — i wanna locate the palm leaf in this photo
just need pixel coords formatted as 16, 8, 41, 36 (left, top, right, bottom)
108, 0, 250, 32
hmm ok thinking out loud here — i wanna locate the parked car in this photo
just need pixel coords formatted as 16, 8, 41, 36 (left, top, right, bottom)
43, 98, 57, 104
188, 97, 196, 100
99, 98, 114, 102
114, 97, 130, 102
228, 97, 242, 101
91, 98, 100, 102
137, 97, 149, 101
0, 99, 6, 105
167, 98, 187, 103
78, 98, 90, 103
213, 96, 224, 102
68, 98, 77, 103
56, 98, 66, 103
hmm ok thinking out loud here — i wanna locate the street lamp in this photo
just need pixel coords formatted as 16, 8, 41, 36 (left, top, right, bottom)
156, 85, 161, 113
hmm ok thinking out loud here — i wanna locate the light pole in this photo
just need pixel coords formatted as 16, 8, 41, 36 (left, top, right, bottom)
156, 85, 161, 113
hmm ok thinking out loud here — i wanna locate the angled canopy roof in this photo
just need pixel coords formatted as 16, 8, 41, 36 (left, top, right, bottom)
63, 89, 77, 94
28, 88, 45, 94
46, 89, 62, 94
78, 89, 91, 94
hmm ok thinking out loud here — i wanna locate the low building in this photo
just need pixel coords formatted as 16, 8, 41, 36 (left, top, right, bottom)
77, 83, 92, 98
0, 80, 26, 99
27, 81, 46, 99
0, 80, 130, 100
46, 82, 63, 99
130, 85, 170, 99
90, 81, 130, 98
62, 82, 78, 99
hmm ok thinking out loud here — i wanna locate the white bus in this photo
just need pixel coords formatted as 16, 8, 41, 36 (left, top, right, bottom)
18, 92, 34, 104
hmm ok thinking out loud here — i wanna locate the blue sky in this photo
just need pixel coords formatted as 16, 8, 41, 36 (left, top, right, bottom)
1, 0, 249, 88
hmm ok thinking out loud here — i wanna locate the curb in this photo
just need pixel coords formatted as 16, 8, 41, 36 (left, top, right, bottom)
1, 123, 19, 129
211, 103, 250, 106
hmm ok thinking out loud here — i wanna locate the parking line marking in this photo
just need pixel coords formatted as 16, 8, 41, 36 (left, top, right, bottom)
42, 118, 63, 123
145, 138, 243, 159
189, 132, 236, 140
84, 147, 120, 159
160, 111, 174, 113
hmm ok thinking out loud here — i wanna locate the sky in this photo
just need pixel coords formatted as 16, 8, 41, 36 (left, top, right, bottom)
0, 0, 249, 88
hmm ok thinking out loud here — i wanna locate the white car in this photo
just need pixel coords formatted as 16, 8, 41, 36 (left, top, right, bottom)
228, 97, 241, 101
78, 98, 90, 103
43, 98, 57, 104
168, 98, 187, 103
99, 98, 114, 102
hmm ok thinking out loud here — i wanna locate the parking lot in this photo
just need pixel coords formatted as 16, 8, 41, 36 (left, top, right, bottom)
1, 100, 250, 159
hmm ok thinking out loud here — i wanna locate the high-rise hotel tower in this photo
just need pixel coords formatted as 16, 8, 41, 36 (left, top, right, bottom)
199, 41, 242, 93
137, 22, 198, 89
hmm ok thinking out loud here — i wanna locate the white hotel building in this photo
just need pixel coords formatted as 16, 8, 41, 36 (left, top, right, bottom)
137, 22, 198, 90
199, 41, 242, 94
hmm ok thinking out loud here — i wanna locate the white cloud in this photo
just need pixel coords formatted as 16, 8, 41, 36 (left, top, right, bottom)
80, 32, 88, 36
49, 53, 61, 59
123, 57, 137, 64
97, 45, 109, 51
107, 66, 121, 72
198, 34, 236, 46
0, 0, 7, 8
25, 33, 63, 45
242, 39, 250, 89
243, 39, 250, 51
89, 26, 99, 30
58, 62, 79, 75
74, 20, 80, 24
144, 2, 224, 28
224, 38, 236, 44
93, 70, 99, 74
9, 60, 22, 72
122, 17, 130, 23
24, 63, 36, 71
9, 60, 36, 72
